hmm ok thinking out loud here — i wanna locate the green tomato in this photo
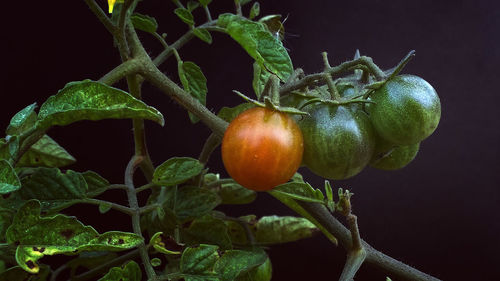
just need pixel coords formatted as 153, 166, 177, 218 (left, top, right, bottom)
368, 75, 441, 145
370, 135, 420, 170
299, 103, 375, 180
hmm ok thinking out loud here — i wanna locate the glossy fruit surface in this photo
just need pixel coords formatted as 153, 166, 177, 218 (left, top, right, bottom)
368, 75, 441, 145
370, 136, 420, 170
221, 107, 303, 191
298, 103, 375, 180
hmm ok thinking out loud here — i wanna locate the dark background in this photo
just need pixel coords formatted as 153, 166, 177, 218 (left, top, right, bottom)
1, 0, 499, 280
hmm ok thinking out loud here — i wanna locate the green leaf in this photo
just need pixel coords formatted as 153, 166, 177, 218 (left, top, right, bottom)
252, 62, 271, 98
6, 200, 143, 273
0, 208, 14, 242
217, 14, 293, 81
98, 202, 112, 214
0, 160, 21, 194
255, 216, 317, 244
16, 135, 76, 168
236, 257, 272, 281
199, 0, 212, 6
218, 182, 256, 205
268, 192, 338, 245
98, 261, 141, 281
14, 168, 109, 213
324, 180, 335, 212
193, 28, 213, 44
153, 157, 204, 187
187, 1, 200, 11
6, 103, 37, 136
214, 248, 267, 281
249, 2, 260, 20
183, 215, 232, 250
0, 139, 8, 161
37, 80, 164, 129
171, 186, 221, 222
217, 103, 254, 122
269, 182, 324, 204
180, 244, 219, 277
150, 232, 181, 255
178, 62, 208, 123
174, 8, 195, 26
7, 137, 19, 161
131, 13, 158, 34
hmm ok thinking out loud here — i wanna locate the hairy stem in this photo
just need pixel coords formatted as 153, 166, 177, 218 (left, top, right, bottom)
126, 74, 155, 181
98, 58, 142, 85
138, 59, 228, 137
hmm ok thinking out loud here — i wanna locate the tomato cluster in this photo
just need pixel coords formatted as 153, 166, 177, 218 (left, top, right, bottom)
298, 74, 441, 179
221, 75, 440, 190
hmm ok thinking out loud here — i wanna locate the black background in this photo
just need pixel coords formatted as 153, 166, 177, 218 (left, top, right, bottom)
1, 0, 499, 280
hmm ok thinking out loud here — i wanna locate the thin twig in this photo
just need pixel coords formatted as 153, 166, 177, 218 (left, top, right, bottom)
198, 133, 222, 165
124, 155, 157, 280
205, 178, 235, 189
71, 249, 140, 281
84, 0, 116, 35
280, 56, 386, 95
203, 5, 213, 22
136, 182, 158, 194
152, 20, 217, 67
50, 263, 68, 281
80, 198, 134, 215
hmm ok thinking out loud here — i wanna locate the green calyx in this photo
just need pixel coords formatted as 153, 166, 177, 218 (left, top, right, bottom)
233, 75, 309, 116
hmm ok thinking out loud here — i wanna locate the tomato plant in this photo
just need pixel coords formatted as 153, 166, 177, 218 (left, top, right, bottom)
367, 75, 441, 145
0, 1, 444, 280
221, 107, 304, 191
298, 103, 375, 180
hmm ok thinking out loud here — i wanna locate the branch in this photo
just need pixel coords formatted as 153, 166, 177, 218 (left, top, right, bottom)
198, 133, 222, 165
340, 211, 366, 281
138, 58, 228, 137
79, 198, 134, 215
124, 156, 157, 280
297, 201, 441, 281
280, 56, 385, 95
152, 20, 218, 67
98, 58, 142, 85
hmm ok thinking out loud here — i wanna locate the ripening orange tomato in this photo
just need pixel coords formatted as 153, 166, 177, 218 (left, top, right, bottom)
221, 107, 303, 191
